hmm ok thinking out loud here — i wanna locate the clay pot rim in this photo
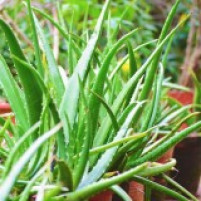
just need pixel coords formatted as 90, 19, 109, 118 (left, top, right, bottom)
0, 102, 11, 109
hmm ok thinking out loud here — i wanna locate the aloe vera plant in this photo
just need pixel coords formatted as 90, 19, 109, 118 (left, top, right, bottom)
0, 0, 199, 201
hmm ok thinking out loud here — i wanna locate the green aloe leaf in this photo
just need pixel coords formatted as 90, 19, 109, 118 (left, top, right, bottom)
57, 160, 73, 191
3, 122, 40, 179
19, 165, 48, 201
142, 112, 199, 157
128, 120, 201, 168
79, 101, 145, 188
0, 55, 27, 131
141, 63, 164, 131
163, 174, 198, 201
34, 15, 65, 106
0, 123, 62, 201
89, 28, 140, 138
67, 163, 147, 201
90, 90, 119, 132
90, 132, 146, 156
130, 0, 185, 130
0, 19, 43, 127
110, 185, 132, 201
33, 6, 84, 44
127, 41, 137, 75
133, 176, 189, 201
12, 56, 47, 93
27, 0, 44, 76
109, 39, 157, 81
59, 0, 111, 144
93, 18, 185, 150
73, 79, 91, 189
138, 159, 176, 177
138, 0, 181, 104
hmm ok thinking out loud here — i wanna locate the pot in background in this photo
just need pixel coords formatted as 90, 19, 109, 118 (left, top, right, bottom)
0, 102, 11, 114
173, 135, 201, 196
112, 181, 144, 201
151, 147, 175, 201
90, 190, 113, 201
0, 102, 15, 123
168, 90, 201, 196
157, 147, 175, 164
151, 92, 191, 201
128, 181, 144, 201
168, 90, 193, 105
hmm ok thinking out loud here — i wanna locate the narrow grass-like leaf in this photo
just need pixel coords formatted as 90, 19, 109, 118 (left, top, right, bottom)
34, 15, 65, 106
33, 6, 84, 43
90, 90, 119, 132
163, 174, 198, 201
90, 132, 146, 156
131, 1, 186, 130
163, 82, 190, 91
158, 105, 192, 126
142, 112, 199, 156
27, 0, 44, 76
0, 19, 43, 127
89, 28, 140, 137
138, 0, 181, 103
79, 101, 145, 188
133, 176, 188, 201
57, 160, 73, 191
59, 0, 111, 143
3, 122, 40, 179
73, 80, 91, 189
109, 39, 157, 81
68, 11, 75, 75
110, 185, 132, 201
93, 19, 184, 149
138, 159, 176, 177
141, 63, 164, 131
162, 34, 174, 68
127, 41, 137, 75
0, 55, 27, 131
67, 163, 147, 201
128, 120, 201, 168
0, 123, 62, 201
19, 165, 48, 201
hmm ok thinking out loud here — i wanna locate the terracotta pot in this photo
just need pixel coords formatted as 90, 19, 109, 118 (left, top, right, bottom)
173, 136, 201, 196
128, 181, 144, 201
157, 147, 174, 164
168, 90, 194, 130
128, 134, 175, 200
0, 102, 11, 114
168, 90, 193, 105
112, 181, 144, 201
90, 190, 113, 201
168, 90, 201, 195
151, 147, 175, 201
0, 102, 15, 124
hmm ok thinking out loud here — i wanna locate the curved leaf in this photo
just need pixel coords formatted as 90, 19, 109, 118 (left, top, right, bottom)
0, 19, 43, 127
110, 185, 132, 201
67, 163, 147, 201
133, 176, 188, 201
0, 55, 27, 131
59, 0, 111, 144
0, 123, 62, 201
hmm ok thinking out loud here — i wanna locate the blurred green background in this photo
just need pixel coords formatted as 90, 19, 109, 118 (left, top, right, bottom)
0, 0, 196, 100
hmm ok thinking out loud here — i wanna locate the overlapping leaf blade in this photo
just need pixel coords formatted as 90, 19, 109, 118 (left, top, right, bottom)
0, 19, 43, 128
59, 0, 111, 145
